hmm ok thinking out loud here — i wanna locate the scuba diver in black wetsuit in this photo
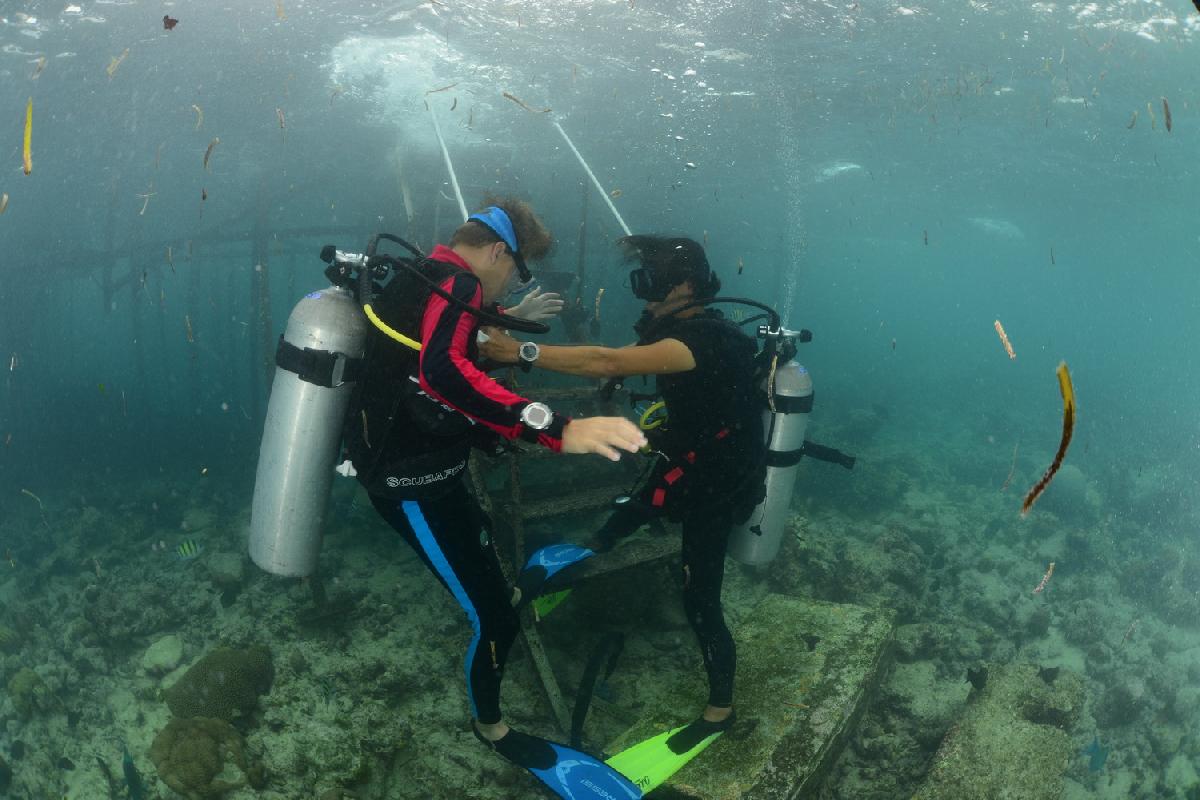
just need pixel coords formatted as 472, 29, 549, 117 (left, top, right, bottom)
343, 198, 647, 799
480, 235, 767, 769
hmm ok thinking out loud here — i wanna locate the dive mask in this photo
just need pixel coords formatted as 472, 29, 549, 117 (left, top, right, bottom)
470, 206, 534, 290
629, 267, 671, 302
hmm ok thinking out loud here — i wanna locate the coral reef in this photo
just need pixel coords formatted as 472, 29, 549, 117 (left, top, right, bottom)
164, 645, 274, 721
149, 716, 265, 799
7, 667, 58, 718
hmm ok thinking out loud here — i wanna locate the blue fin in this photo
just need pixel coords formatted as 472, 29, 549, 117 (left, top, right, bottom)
476, 725, 642, 799
515, 544, 594, 613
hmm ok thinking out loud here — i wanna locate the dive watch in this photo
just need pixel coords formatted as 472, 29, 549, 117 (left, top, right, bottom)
518, 341, 540, 372
520, 402, 553, 431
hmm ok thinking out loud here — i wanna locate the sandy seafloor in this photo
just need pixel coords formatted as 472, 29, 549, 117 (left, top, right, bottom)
1, 399, 1198, 800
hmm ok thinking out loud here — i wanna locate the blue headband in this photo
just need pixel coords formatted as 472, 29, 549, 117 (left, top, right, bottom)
468, 206, 519, 254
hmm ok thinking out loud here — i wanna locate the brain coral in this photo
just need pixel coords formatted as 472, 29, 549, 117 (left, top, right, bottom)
164, 646, 274, 721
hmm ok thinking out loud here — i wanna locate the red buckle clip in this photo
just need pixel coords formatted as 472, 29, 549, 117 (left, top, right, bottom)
652, 488, 666, 507
663, 466, 685, 485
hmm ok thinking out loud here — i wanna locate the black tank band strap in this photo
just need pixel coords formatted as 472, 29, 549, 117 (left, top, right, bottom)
275, 335, 365, 388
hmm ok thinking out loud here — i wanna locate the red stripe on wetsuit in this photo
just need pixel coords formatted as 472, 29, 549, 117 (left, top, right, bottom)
416, 246, 566, 451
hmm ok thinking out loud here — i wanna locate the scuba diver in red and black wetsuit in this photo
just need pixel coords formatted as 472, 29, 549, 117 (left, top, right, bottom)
344, 198, 646, 799
481, 235, 767, 779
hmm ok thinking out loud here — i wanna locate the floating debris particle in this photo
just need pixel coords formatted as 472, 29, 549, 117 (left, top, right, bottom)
1032, 561, 1055, 594
737, 257, 744, 275
201, 187, 207, 202
22, 98, 32, 175
31, 57, 46, 80
166, 246, 174, 273
993, 319, 1016, 360
1147, 101, 1157, 130
1050, 246, 1056, 265
1126, 110, 1137, 129
594, 288, 605, 322
137, 185, 156, 216
184, 314, 195, 343
1162, 97, 1172, 133
330, 85, 344, 104
684, 162, 697, 169
1021, 361, 1075, 516
203, 137, 219, 171
1000, 442, 1019, 491
276, 107, 286, 129
163, 15, 179, 30
923, 229, 929, 245
502, 91, 551, 114
107, 48, 130, 79
427, 81, 459, 95
0, 194, 8, 215
609, 188, 622, 199
192, 104, 203, 130
275, 0, 286, 20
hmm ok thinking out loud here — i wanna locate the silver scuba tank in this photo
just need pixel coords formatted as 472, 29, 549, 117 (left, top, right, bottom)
249, 286, 367, 577
728, 360, 813, 565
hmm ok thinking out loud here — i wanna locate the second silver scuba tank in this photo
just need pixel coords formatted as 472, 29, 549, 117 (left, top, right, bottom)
249, 286, 367, 577
728, 360, 813, 566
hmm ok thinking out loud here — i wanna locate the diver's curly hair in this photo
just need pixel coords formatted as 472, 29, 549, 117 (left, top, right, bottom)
450, 195, 554, 261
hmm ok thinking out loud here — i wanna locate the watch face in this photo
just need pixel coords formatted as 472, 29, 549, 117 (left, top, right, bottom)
522, 402, 552, 429
519, 341, 539, 362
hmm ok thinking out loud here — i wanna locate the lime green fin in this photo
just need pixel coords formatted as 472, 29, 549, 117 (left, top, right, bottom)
532, 588, 572, 618
605, 724, 724, 794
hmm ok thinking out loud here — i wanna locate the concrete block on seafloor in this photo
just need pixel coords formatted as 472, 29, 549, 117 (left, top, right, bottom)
142, 634, 184, 674
912, 662, 1085, 800
606, 593, 895, 799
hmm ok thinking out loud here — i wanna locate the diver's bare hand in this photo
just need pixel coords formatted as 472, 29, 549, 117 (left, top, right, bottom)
479, 327, 520, 363
561, 417, 647, 461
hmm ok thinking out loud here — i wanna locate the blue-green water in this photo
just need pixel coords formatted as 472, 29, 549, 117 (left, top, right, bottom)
1, 1, 1198, 798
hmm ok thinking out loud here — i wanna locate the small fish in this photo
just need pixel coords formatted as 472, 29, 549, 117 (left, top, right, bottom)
1050, 246, 1056, 265
23, 98, 33, 175
684, 162, 697, 169
163, 15, 179, 30
166, 246, 174, 273
154, 142, 164, 169
201, 188, 207, 202
1084, 735, 1109, 772
0, 193, 8, 215
5, 548, 14, 567
609, 188, 623, 199
31, 57, 46, 79
702, 230, 708, 247
203, 137, 219, 172
122, 746, 144, 800
1162, 97, 1172, 133
98, 382, 106, 394
184, 314, 195, 343
737, 257, 744, 275
1126, 110, 1137, 129
276, 107, 286, 130
923, 229, 929, 245
176, 539, 204, 560
891, 337, 896, 351
107, 48, 130, 80
1147, 101, 1157, 130
450, 97, 458, 111
427, 81, 459, 95
3, 434, 11, 448
330, 85, 344, 105
192, 104, 203, 131
466, 106, 474, 127
502, 91, 551, 114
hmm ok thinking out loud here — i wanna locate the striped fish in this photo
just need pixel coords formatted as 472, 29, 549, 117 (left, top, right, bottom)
176, 539, 204, 560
